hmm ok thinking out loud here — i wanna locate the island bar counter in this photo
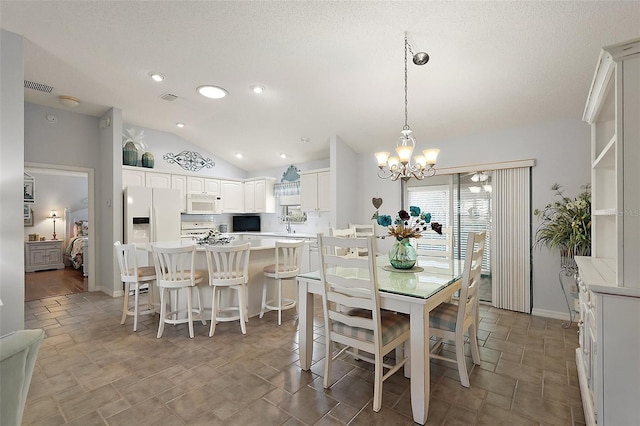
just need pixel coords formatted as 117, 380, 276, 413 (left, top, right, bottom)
136, 238, 310, 320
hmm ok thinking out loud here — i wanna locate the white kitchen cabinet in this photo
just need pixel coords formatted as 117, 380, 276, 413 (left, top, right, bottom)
145, 172, 172, 189
220, 180, 244, 213
244, 178, 276, 213
25, 240, 64, 272
122, 167, 145, 189
300, 169, 330, 212
171, 174, 187, 212
187, 176, 221, 195
576, 38, 640, 426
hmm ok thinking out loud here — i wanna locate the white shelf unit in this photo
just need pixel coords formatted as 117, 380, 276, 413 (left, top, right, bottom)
576, 38, 640, 426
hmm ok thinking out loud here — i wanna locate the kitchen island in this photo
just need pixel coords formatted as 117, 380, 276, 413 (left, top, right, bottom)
136, 238, 311, 320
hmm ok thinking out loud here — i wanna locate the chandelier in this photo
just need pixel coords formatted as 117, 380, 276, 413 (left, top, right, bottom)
375, 32, 439, 182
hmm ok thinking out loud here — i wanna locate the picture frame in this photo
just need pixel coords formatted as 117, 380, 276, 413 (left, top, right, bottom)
24, 206, 33, 226
24, 180, 35, 203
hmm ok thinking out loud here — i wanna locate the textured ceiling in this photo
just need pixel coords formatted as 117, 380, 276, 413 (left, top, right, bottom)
3, 1, 639, 171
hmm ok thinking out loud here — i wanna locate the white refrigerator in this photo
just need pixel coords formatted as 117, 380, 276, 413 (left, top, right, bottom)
124, 186, 181, 244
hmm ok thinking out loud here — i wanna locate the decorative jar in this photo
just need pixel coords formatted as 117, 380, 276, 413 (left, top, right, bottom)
122, 141, 138, 166
389, 238, 417, 269
142, 152, 154, 168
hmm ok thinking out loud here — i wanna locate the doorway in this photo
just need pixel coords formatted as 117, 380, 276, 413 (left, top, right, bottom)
24, 163, 95, 300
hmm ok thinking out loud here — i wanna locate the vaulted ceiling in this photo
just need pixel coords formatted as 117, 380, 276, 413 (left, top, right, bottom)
3, 1, 639, 171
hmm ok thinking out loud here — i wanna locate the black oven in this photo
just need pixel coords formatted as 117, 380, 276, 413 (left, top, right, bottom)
232, 215, 261, 232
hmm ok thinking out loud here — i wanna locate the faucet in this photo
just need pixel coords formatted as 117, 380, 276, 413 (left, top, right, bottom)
285, 216, 292, 233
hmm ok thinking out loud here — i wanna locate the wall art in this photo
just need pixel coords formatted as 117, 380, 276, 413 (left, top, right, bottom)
163, 150, 215, 172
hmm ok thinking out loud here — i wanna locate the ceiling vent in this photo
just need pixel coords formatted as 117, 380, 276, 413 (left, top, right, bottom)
160, 93, 178, 102
24, 80, 54, 93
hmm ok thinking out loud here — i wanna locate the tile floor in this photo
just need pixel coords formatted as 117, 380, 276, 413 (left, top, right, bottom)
23, 292, 584, 425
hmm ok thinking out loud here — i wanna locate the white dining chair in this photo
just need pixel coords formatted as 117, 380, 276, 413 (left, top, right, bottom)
318, 234, 410, 412
329, 227, 356, 256
349, 223, 376, 256
204, 242, 251, 337
114, 241, 156, 332
152, 243, 206, 338
415, 227, 454, 272
428, 231, 485, 387
260, 239, 305, 325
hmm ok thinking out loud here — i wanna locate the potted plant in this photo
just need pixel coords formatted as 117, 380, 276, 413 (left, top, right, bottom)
534, 183, 591, 271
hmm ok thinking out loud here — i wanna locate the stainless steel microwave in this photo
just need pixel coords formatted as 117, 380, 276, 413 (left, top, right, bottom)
186, 193, 221, 214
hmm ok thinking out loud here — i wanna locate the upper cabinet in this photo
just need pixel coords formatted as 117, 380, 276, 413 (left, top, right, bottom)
145, 172, 172, 189
122, 168, 145, 189
244, 178, 276, 213
583, 37, 640, 287
300, 169, 330, 212
220, 180, 244, 213
186, 176, 220, 195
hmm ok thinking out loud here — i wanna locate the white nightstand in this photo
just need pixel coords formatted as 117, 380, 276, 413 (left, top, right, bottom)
25, 240, 64, 272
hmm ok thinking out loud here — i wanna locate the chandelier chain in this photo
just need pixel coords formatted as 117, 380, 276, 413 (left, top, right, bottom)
404, 32, 409, 131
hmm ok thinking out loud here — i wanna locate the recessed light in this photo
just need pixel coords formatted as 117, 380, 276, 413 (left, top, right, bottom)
300, 137, 310, 143
251, 85, 264, 94
58, 95, 80, 108
280, 153, 287, 159
149, 72, 165, 82
176, 122, 185, 128
235, 153, 243, 159
197, 85, 228, 99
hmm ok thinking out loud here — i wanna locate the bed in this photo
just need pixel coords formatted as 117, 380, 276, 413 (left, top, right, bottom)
65, 220, 88, 277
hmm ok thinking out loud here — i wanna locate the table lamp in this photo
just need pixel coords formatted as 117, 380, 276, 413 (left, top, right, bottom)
49, 209, 58, 240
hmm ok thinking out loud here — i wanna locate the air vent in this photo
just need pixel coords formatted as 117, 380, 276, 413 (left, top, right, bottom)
24, 80, 54, 93
160, 93, 178, 101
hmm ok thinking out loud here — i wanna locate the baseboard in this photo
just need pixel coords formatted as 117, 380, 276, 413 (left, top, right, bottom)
96, 286, 123, 298
531, 308, 570, 321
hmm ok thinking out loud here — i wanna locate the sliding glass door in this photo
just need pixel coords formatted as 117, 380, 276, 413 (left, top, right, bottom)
406, 172, 493, 302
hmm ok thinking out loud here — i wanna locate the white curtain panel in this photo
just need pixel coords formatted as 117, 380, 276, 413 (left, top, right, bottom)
491, 167, 531, 312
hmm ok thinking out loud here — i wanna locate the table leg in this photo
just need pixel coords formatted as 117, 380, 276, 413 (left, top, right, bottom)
409, 303, 429, 425
297, 278, 314, 370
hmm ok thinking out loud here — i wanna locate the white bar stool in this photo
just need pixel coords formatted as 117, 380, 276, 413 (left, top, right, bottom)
152, 243, 206, 338
260, 239, 305, 325
204, 242, 251, 337
114, 241, 156, 332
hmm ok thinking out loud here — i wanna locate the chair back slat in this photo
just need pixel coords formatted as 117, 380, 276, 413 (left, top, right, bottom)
415, 227, 454, 272
205, 243, 250, 286
152, 244, 196, 287
329, 310, 376, 331
457, 231, 486, 329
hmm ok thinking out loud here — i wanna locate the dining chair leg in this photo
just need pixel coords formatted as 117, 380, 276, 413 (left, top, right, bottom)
373, 356, 383, 412
469, 318, 482, 365
455, 330, 470, 387
157, 287, 166, 339
120, 283, 129, 325
323, 340, 333, 389
186, 287, 194, 338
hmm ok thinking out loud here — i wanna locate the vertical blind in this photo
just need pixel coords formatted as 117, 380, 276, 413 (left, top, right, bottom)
491, 167, 531, 313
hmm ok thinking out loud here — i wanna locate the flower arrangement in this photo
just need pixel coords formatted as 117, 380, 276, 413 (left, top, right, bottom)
373, 205, 442, 240
534, 183, 591, 257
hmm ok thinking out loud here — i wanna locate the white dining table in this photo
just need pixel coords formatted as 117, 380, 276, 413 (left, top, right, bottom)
296, 256, 462, 425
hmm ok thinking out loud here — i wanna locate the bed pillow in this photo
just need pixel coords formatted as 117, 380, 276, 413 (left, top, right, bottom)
74, 221, 89, 236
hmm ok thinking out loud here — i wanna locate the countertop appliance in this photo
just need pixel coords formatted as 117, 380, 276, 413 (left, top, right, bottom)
124, 186, 181, 244
186, 193, 222, 214
232, 215, 260, 232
